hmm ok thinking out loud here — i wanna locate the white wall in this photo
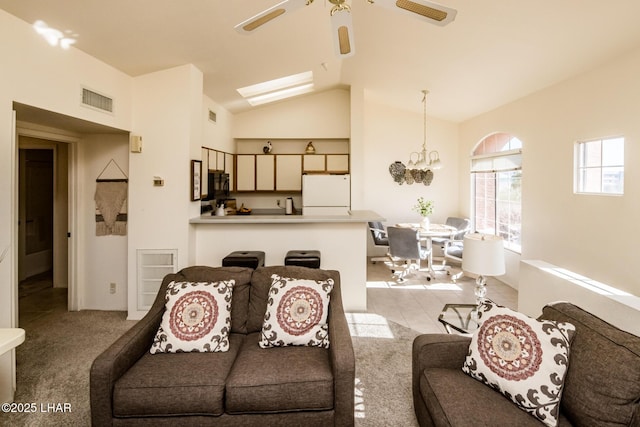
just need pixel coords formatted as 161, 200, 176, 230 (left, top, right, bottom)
80, 134, 129, 310
233, 89, 351, 139
0, 9, 133, 403
127, 64, 205, 319
459, 46, 640, 298
202, 95, 234, 153
359, 95, 460, 226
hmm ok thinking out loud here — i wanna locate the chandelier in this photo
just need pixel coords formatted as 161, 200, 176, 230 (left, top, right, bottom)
388, 89, 442, 186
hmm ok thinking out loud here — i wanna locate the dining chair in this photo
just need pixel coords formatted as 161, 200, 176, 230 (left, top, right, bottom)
431, 217, 471, 249
368, 221, 390, 264
386, 226, 430, 283
443, 239, 464, 282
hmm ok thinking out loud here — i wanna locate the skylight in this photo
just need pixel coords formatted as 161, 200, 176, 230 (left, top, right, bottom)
237, 71, 314, 106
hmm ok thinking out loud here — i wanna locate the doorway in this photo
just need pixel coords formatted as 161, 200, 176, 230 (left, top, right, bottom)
17, 138, 69, 321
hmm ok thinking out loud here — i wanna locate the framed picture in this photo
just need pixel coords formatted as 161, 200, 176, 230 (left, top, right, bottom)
191, 160, 202, 201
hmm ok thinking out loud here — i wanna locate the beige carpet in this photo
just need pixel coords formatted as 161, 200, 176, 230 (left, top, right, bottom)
2, 306, 420, 426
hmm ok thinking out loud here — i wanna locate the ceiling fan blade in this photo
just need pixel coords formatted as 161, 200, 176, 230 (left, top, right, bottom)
371, 0, 457, 26
330, 7, 355, 58
235, 0, 311, 34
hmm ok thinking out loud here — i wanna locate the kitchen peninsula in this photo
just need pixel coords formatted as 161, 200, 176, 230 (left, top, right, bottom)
190, 210, 384, 311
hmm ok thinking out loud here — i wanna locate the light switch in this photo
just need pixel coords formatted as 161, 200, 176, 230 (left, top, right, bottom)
130, 135, 143, 153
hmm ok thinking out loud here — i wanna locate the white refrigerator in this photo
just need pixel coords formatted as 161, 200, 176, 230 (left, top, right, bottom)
302, 174, 351, 215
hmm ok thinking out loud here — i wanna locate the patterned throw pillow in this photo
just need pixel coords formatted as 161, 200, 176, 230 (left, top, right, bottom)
259, 274, 333, 348
150, 280, 234, 353
462, 300, 575, 427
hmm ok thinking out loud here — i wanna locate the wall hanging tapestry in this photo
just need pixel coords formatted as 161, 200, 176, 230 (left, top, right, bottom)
95, 159, 128, 236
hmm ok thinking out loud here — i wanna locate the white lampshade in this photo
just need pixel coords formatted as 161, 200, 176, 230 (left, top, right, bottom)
462, 233, 505, 276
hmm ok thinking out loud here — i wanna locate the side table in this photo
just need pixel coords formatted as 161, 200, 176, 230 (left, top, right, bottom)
0, 328, 25, 356
437, 303, 479, 334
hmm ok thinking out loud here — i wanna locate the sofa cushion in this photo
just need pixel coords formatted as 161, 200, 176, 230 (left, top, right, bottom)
225, 332, 334, 414
247, 265, 340, 333
150, 280, 234, 353
541, 302, 640, 426
420, 368, 573, 426
462, 301, 575, 427
113, 333, 245, 417
158, 266, 253, 334
259, 274, 333, 348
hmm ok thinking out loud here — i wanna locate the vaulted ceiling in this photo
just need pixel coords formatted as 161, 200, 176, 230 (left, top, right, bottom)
3, 0, 640, 122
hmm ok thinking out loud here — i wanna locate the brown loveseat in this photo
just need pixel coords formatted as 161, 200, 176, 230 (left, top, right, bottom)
412, 302, 640, 426
90, 265, 355, 426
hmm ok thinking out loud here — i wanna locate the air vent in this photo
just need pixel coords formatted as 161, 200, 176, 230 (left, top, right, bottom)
208, 110, 217, 123
81, 87, 113, 113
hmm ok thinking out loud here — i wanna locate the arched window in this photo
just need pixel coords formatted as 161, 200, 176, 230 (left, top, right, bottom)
471, 133, 522, 252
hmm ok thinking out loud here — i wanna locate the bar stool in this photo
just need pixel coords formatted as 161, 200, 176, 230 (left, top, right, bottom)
284, 250, 321, 268
222, 251, 265, 269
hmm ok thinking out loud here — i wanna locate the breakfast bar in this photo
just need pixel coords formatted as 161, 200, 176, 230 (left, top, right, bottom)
190, 210, 384, 311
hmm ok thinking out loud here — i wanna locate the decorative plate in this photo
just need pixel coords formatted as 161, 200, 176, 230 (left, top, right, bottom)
389, 161, 406, 184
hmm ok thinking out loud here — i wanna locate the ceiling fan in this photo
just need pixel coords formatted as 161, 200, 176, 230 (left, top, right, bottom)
235, 0, 457, 58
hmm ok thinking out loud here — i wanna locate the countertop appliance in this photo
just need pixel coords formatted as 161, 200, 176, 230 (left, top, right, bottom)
302, 174, 350, 215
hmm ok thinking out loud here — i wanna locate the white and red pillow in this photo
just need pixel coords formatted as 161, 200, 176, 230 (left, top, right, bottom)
462, 300, 575, 427
150, 280, 234, 353
259, 274, 333, 348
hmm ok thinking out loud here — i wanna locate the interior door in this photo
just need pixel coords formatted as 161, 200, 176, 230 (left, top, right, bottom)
18, 148, 54, 281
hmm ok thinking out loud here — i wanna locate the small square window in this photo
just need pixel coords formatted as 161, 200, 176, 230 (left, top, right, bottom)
575, 137, 624, 195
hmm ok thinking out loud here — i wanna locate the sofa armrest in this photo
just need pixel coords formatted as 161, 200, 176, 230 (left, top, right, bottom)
328, 273, 356, 427
90, 305, 164, 426
412, 334, 471, 403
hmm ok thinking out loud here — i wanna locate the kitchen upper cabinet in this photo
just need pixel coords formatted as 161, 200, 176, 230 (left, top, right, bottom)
276, 155, 302, 191
326, 154, 349, 172
233, 139, 349, 192
236, 155, 255, 191
303, 155, 325, 172
225, 153, 234, 191
216, 152, 225, 171
256, 155, 275, 191
201, 148, 209, 197
208, 150, 218, 171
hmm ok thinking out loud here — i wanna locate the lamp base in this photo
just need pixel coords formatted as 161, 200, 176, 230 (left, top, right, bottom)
474, 275, 488, 305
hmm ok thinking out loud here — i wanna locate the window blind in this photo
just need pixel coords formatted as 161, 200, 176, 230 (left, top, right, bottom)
471, 150, 521, 173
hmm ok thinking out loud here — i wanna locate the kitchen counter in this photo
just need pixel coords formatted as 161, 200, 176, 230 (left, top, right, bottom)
190, 210, 385, 311
190, 210, 384, 224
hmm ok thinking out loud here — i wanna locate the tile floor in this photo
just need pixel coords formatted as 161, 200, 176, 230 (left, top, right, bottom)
365, 257, 518, 333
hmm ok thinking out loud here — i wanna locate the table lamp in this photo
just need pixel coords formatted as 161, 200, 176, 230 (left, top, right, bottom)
462, 233, 505, 304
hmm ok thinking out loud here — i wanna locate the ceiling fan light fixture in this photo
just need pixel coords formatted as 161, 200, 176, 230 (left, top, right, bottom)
372, 0, 456, 26
396, 0, 446, 21
241, 9, 286, 32
330, 6, 355, 58
234, 0, 312, 34
337, 26, 351, 55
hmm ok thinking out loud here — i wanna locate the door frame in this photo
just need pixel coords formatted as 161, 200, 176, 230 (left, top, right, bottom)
14, 122, 81, 313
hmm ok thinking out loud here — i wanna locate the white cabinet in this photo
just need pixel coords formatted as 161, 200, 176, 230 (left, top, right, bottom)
256, 155, 275, 191
303, 155, 325, 172
236, 155, 255, 191
225, 153, 234, 191
137, 249, 177, 311
327, 154, 349, 172
276, 155, 302, 191
201, 147, 209, 197
208, 150, 218, 171
216, 152, 225, 171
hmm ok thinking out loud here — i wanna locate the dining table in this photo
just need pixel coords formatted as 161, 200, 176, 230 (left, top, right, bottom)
395, 223, 457, 280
